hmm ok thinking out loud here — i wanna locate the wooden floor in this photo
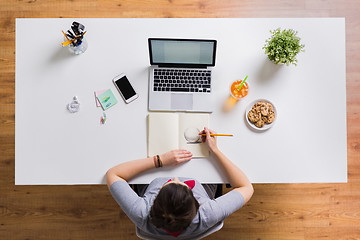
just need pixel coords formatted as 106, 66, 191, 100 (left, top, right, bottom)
1, 0, 359, 239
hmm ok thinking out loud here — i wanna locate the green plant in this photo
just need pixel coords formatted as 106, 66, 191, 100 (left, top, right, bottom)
263, 28, 305, 66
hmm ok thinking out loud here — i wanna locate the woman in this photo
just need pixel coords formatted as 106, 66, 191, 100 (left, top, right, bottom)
106, 127, 254, 239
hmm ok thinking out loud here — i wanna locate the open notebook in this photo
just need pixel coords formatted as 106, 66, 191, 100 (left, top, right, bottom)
148, 113, 210, 158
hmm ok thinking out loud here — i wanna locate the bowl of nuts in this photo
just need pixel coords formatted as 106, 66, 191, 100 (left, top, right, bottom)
245, 99, 277, 131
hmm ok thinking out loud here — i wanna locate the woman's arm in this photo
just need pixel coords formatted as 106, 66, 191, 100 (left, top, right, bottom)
106, 149, 193, 189
200, 127, 254, 203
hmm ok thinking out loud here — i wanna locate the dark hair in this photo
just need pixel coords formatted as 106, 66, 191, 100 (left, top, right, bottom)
150, 183, 200, 233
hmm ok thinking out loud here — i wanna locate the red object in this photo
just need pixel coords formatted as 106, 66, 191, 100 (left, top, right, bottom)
166, 179, 195, 189
163, 229, 182, 237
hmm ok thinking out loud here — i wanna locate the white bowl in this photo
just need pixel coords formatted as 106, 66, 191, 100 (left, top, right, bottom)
245, 99, 277, 131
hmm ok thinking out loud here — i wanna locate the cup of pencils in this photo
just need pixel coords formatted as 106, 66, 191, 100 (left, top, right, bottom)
62, 22, 87, 55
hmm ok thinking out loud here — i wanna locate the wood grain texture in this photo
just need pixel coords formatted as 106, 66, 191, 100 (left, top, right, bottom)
1, 0, 359, 239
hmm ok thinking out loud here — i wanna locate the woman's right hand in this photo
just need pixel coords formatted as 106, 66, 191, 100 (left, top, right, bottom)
200, 127, 219, 153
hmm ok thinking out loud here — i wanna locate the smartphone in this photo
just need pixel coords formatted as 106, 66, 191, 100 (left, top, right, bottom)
112, 73, 138, 104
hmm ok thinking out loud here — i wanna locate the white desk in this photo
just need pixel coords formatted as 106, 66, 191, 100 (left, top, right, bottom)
15, 18, 347, 184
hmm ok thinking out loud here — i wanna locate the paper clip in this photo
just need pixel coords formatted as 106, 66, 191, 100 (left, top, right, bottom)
100, 112, 107, 125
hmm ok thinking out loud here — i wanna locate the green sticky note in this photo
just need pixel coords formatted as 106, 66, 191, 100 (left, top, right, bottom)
97, 89, 118, 110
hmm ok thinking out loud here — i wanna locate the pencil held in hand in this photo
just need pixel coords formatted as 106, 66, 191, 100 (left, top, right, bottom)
199, 133, 233, 137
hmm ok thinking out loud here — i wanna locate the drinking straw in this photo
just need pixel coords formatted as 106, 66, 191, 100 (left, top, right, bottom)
237, 75, 248, 91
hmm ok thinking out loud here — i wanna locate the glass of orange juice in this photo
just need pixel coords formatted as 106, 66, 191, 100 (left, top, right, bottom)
230, 80, 249, 100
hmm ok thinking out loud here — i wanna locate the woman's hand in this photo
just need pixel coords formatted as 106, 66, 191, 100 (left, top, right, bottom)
200, 127, 219, 153
159, 149, 193, 166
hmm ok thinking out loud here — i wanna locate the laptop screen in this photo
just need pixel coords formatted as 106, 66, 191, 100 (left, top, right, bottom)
149, 38, 217, 67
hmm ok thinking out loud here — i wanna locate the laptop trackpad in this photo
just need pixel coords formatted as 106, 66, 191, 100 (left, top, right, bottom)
171, 93, 193, 110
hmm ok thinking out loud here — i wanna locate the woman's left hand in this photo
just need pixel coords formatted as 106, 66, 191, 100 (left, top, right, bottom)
159, 149, 193, 167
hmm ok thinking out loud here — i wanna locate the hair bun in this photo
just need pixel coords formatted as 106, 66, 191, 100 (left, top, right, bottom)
164, 213, 176, 224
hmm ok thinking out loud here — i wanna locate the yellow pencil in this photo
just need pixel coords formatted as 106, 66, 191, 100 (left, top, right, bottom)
199, 133, 233, 137
61, 39, 75, 47
62, 30, 70, 41
61, 31, 86, 47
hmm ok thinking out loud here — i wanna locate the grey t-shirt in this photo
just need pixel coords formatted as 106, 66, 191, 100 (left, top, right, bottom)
110, 177, 244, 239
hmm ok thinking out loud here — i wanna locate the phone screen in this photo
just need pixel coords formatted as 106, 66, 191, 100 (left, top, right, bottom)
115, 75, 137, 100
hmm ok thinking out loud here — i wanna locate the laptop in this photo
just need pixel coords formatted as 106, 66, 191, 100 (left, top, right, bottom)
148, 38, 217, 112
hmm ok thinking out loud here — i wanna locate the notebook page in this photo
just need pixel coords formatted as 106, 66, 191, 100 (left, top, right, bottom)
178, 113, 210, 158
148, 113, 179, 157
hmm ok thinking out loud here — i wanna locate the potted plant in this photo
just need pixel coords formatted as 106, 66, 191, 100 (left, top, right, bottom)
263, 28, 305, 66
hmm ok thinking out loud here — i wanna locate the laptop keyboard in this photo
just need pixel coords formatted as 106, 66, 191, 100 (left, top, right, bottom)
153, 68, 211, 93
